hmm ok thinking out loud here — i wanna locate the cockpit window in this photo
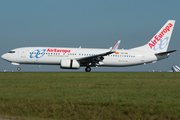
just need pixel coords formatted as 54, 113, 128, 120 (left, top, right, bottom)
8, 51, 15, 53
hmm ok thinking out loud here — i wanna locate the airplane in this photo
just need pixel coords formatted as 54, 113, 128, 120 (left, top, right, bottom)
171, 65, 180, 72
1, 20, 177, 72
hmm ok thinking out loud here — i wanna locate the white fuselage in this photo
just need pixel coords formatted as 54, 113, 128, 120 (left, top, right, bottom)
1, 47, 167, 67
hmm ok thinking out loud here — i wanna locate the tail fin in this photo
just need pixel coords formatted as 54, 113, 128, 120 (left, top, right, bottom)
130, 20, 175, 53
172, 65, 180, 72
172, 66, 176, 72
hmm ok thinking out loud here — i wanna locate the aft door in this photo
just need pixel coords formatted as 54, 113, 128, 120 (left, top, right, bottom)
141, 53, 145, 63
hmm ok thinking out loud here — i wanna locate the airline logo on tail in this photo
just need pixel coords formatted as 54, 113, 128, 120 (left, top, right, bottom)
153, 37, 169, 50
148, 23, 173, 49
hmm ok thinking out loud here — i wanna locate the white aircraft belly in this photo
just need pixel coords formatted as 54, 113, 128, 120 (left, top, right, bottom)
102, 56, 142, 67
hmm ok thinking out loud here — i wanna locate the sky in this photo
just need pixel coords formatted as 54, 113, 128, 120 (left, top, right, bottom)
0, 0, 180, 72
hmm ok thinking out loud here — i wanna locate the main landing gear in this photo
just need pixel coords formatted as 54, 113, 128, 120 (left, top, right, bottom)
85, 66, 91, 72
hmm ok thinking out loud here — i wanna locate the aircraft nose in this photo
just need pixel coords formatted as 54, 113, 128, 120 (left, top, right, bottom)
1, 54, 7, 60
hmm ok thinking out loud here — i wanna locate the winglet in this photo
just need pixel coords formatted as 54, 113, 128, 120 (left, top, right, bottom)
112, 40, 121, 51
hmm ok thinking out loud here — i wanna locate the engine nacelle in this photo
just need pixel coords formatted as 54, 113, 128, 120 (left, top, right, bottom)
60, 59, 80, 69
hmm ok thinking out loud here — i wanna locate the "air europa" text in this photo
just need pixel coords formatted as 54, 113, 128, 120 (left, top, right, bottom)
47, 48, 71, 53
148, 23, 173, 49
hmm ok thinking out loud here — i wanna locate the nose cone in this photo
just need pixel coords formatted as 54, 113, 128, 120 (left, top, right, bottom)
1, 54, 7, 60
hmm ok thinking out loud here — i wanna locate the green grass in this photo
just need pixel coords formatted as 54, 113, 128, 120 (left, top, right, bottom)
0, 72, 180, 120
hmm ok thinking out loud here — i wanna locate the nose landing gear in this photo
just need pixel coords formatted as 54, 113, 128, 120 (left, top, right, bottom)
17, 67, 21, 71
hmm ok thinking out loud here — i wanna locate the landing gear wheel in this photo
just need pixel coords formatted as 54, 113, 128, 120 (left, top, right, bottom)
85, 67, 91, 72
17, 67, 21, 71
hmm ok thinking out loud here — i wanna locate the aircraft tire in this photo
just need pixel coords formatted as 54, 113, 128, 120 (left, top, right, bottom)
17, 67, 21, 71
85, 67, 91, 72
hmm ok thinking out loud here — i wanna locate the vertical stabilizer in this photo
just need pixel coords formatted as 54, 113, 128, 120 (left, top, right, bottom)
172, 66, 180, 72
130, 20, 175, 53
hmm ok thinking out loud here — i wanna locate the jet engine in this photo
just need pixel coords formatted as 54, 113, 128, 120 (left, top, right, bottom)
60, 59, 80, 69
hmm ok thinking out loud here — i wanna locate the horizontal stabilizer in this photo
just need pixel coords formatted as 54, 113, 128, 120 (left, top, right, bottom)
155, 50, 177, 55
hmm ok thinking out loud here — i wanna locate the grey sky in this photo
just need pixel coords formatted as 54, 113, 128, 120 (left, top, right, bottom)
1, 0, 180, 72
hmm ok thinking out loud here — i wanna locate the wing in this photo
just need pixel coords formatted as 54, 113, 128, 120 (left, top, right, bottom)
77, 40, 121, 64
